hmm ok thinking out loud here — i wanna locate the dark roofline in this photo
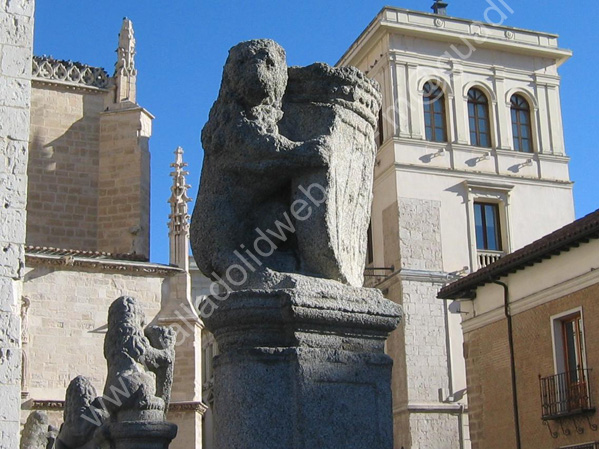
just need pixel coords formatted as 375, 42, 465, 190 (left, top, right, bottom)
438, 209, 599, 299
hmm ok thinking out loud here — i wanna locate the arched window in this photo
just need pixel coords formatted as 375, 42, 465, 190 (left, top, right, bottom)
510, 94, 533, 152
468, 88, 491, 148
423, 81, 447, 142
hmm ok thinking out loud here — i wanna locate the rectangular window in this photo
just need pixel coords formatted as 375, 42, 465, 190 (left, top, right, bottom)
376, 109, 384, 147
366, 222, 374, 265
474, 202, 501, 251
542, 309, 592, 418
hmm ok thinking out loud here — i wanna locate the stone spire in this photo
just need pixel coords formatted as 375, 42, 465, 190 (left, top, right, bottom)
168, 147, 192, 270
114, 17, 137, 103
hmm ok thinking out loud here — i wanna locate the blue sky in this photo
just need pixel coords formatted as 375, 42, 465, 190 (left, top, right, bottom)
33, 1, 599, 264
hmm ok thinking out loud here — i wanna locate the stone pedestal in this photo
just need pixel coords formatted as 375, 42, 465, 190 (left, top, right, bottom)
203, 284, 402, 449
102, 421, 178, 449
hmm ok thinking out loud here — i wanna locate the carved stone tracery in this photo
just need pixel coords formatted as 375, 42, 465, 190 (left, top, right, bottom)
32, 56, 110, 88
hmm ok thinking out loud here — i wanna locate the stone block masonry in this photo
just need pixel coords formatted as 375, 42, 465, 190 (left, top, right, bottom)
0, 0, 35, 446
27, 85, 104, 250
98, 107, 152, 258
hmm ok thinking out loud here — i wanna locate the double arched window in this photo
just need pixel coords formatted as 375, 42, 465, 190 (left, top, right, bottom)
467, 88, 491, 148
510, 94, 533, 152
423, 81, 447, 143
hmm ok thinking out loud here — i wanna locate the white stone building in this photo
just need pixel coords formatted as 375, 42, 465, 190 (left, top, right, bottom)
337, 4, 575, 448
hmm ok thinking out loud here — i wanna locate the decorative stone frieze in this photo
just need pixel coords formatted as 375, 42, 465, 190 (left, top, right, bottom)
25, 253, 182, 276
32, 56, 110, 88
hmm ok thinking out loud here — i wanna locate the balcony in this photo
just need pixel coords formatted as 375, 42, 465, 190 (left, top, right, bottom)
477, 250, 504, 269
539, 369, 595, 420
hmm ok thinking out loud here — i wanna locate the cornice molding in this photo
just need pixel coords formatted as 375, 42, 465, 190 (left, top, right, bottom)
393, 401, 468, 414
462, 269, 599, 333
25, 254, 183, 277
32, 78, 109, 94
28, 399, 208, 415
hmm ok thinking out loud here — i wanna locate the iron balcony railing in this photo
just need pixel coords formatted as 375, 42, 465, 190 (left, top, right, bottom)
539, 369, 595, 420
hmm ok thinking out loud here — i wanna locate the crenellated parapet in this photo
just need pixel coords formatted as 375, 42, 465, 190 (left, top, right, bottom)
32, 56, 110, 88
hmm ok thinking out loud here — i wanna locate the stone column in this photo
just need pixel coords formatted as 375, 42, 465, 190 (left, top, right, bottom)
0, 1, 35, 447
204, 286, 401, 449
192, 39, 402, 449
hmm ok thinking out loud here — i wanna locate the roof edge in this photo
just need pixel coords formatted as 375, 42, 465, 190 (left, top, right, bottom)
438, 209, 599, 299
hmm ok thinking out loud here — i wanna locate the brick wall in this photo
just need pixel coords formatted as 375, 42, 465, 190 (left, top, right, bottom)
27, 85, 105, 249
463, 319, 514, 449
465, 283, 599, 449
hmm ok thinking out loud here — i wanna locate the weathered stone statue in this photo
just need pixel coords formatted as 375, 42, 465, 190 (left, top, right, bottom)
55, 296, 178, 449
102, 296, 176, 422
191, 39, 402, 449
20, 411, 57, 449
55, 376, 107, 449
192, 39, 381, 289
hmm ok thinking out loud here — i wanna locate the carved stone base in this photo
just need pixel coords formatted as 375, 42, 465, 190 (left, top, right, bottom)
203, 286, 402, 449
102, 421, 178, 449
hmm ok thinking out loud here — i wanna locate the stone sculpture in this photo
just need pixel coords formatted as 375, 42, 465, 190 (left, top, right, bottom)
191, 39, 402, 449
103, 296, 176, 421
191, 39, 382, 289
55, 376, 107, 449
20, 411, 57, 449
55, 296, 177, 449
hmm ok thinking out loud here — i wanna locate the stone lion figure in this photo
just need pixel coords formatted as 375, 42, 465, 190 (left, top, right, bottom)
191, 39, 381, 291
103, 296, 176, 422
55, 297, 176, 449
20, 410, 57, 449
55, 376, 107, 449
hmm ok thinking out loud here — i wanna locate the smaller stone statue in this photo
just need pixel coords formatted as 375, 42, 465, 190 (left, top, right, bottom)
20, 411, 57, 449
103, 296, 176, 422
55, 376, 107, 449
55, 296, 177, 449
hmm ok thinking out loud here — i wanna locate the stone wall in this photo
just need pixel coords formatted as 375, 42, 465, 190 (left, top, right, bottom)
398, 197, 443, 272
97, 107, 152, 258
0, 0, 35, 446
27, 84, 105, 250
402, 280, 449, 403
26, 70, 152, 258
22, 264, 164, 403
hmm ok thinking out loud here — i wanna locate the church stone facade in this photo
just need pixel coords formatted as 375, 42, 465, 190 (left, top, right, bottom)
18, 19, 204, 449
338, 5, 575, 449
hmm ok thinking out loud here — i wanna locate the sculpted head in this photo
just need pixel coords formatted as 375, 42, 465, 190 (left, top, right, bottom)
104, 296, 147, 360
223, 39, 287, 108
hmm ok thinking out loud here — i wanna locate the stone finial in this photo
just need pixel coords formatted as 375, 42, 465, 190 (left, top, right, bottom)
168, 147, 192, 270
114, 17, 137, 103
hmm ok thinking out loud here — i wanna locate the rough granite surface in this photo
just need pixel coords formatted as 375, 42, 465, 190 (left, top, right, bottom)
191, 39, 401, 449
55, 297, 178, 449
191, 39, 382, 289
